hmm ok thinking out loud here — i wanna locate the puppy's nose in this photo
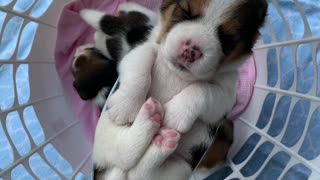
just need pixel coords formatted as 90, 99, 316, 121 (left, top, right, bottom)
178, 40, 203, 63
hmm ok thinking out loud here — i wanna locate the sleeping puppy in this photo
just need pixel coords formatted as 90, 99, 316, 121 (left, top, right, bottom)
72, 45, 117, 108
89, 0, 267, 179
72, 4, 156, 109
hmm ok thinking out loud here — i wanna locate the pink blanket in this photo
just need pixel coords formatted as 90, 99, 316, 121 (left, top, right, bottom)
54, 0, 256, 144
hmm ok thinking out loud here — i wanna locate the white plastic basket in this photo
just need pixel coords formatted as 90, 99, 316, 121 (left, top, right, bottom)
0, 0, 319, 180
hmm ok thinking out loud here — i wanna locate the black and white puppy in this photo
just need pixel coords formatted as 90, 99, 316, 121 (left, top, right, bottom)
72, 4, 156, 109
87, 0, 267, 179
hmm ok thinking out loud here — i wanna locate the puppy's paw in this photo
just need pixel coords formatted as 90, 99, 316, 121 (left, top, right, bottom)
163, 102, 193, 133
141, 97, 163, 125
107, 89, 142, 125
153, 128, 180, 153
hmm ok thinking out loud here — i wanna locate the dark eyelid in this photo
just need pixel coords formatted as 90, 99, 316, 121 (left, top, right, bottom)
176, 0, 192, 19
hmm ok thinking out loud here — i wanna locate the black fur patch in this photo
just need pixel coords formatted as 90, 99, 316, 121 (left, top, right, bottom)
190, 143, 208, 169
127, 25, 153, 47
94, 165, 107, 180
208, 124, 218, 139
106, 37, 122, 61
100, 15, 127, 35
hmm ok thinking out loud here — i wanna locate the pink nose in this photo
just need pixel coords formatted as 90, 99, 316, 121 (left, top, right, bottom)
178, 40, 203, 63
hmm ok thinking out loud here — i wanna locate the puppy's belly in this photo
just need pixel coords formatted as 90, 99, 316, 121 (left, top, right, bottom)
149, 59, 190, 104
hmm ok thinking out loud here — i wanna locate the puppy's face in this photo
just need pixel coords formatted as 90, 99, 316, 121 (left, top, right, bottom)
159, 0, 267, 80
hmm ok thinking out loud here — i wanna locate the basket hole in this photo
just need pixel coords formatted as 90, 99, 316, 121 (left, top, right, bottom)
298, 106, 320, 160
267, 48, 278, 87
43, 144, 73, 179
29, 153, 60, 179
205, 166, 233, 180
256, 151, 291, 180
0, 120, 14, 170
316, 44, 320, 97
232, 133, 261, 165
282, 164, 312, 180
75, 172, 85, 180
23, 106, 45, 146
267, 96, 291, 137
280, 47, 294, 90
0, 64, 15, 110
260, 25, 272, 44
13, 0, 35, 13
29, 0, 53, 18
6, 111, 31, 156
267, 2, 287, 42
11, 164, 33, 179
298, 2, 320, 37
0, 11, 7, 33
240, 141, 274, 177
256, 93, 276, 129
0, 0, 12, 7
17, 22, 38, 60
0, 16, 24, 60
278, 1, 304, 40
281, 100, 310, 147
16, 65, 30, 105
296, 44, 314, 94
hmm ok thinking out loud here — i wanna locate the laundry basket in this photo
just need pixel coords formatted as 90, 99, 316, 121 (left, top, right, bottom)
0, 0, 319, 180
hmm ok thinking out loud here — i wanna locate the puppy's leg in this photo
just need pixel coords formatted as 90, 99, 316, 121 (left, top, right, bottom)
107, 42, 157, 124
163, 82, 236, 133
93, 98, 162, 170
128, 128, 181, 180
105, 168, 127, 180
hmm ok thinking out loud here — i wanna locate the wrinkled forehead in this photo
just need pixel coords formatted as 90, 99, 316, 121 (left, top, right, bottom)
160, 0, 242, 22
158, 0, 246, 40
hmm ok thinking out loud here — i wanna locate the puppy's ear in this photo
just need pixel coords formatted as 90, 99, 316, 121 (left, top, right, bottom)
219, 0, 268, 62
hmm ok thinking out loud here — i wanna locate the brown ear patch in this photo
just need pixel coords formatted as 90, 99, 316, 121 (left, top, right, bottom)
199, 119, 234, 169
218, 0, 268, 64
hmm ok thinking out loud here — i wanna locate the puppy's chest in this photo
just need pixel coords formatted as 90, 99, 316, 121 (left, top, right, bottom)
148, 59, 190, 104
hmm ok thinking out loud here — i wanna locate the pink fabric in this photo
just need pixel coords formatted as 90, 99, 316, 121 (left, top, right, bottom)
54, 0, 256, 144
227, 56, 256, 120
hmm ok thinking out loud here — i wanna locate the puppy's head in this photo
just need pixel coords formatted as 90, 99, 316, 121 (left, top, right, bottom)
158, 0, 268, 80
72, 47, 117, 101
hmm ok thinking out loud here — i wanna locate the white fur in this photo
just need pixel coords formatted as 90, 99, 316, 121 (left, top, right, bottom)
93, 1, 249, 179
92, 87, 110, 108
80, 9, 105, 30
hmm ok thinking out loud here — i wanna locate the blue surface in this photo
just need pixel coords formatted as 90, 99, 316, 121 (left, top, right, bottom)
232, 133, 261, 165
267, 96, 291, 137
240, 141, 274, 177
256, 93, 276, 129
256, 151, 291, 180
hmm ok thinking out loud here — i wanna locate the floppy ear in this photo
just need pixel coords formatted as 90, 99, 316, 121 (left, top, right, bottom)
218, 0, 268, 62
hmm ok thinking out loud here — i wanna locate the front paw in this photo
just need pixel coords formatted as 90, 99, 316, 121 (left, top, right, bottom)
107, 89, 143, 125
163, 103, 193, 133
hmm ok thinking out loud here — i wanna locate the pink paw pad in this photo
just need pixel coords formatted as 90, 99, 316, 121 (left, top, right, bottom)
178, 40, 203, 63
153, 128, 180, 149
144, 98, 162, 124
